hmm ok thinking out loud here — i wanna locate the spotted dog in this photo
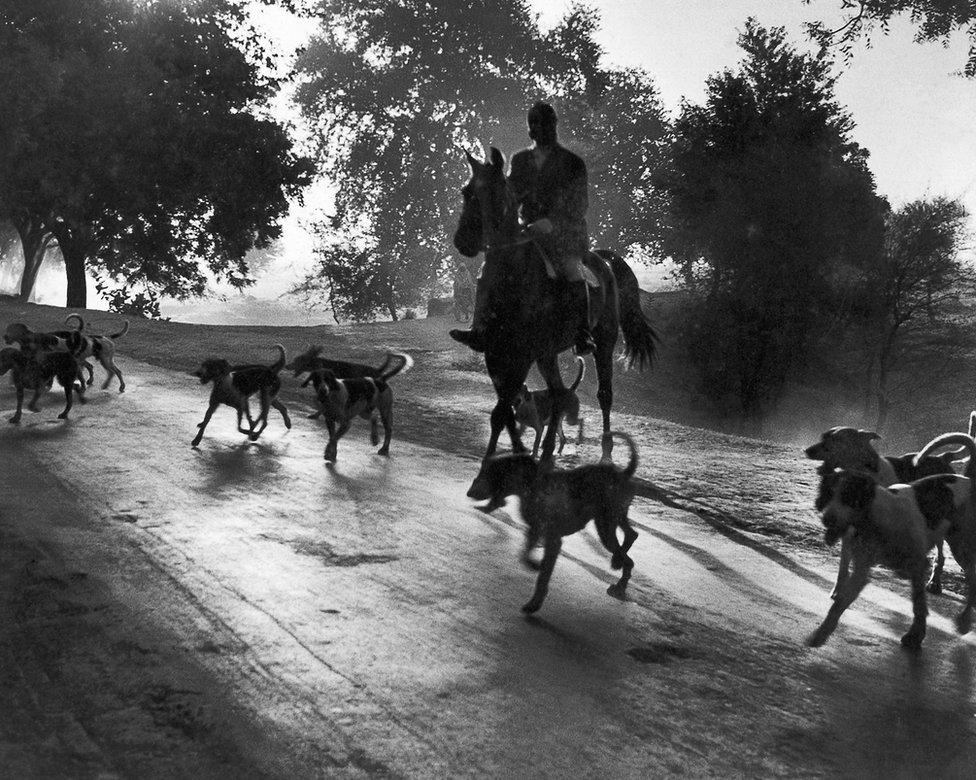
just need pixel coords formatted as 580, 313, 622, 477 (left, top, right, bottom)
62, 313, 128, 391
0, 346, 87, 423
466, 431, 639, 614
286, 347, 412, 420
804, 426, 962, 596
514, 356, 585, 458
807, 432, 976, 650
190, 344, 291, 447
302, 351, 413, 461
3, 320, 95, 386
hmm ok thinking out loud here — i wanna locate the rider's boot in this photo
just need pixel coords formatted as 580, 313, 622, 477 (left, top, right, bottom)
449, 276, 490, 352
570, 279, 595, 356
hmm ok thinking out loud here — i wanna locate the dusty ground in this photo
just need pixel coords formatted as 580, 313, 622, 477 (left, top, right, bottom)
2, 297, 976, 778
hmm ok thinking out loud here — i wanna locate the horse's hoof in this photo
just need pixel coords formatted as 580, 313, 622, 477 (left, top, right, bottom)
606, 584, 627, 601
900, 630, 925, 650
521, 599, 542, 614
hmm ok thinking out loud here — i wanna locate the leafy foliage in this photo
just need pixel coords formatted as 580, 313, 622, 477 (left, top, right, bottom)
656, 20, 885, 423
0, 0, 313, 308
804, 0, 976, 75
293, 0, 670, 320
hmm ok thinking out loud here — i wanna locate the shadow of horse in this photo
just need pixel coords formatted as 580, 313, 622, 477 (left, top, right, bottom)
453, 146, 658, 462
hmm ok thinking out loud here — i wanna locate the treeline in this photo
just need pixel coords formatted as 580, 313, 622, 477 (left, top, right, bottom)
1, 0, 973, 429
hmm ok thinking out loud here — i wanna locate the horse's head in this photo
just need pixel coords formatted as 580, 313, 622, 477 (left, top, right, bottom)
453, 146, 516, 258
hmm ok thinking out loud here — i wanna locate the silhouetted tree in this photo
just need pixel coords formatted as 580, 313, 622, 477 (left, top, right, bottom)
0, 0, 313, 310
656, 20, 884, 425
293, 0, 670, 320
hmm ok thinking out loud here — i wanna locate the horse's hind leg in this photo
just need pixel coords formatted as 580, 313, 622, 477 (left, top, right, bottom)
593, 344, 615, 462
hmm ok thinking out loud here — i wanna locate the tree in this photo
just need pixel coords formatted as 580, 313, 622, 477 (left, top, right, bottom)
0, 0, 313, 310
856, 197, 976, 429
656, 20, 885, 424
293, 0, 670, 321
804, 0, 976, 75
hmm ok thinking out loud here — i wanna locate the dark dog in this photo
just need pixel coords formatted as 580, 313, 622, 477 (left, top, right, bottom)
0, 347, 87, 423
3, 321, 95, 385
466, 431, 639, 614
514, 356, 585, 457
804, 425, 962, 595
807, 432, 976, 650
286, 346, 412, 419
190, 344, 291, 447
301, 352, 413, 461
62, 313, 128, 391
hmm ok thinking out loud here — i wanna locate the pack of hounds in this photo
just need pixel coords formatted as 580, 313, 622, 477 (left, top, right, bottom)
5, 314, 976, 645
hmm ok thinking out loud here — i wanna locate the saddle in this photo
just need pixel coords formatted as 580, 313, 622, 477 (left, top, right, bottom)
536, 248, 602, 289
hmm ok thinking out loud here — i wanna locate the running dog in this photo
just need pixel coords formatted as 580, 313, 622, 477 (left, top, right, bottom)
190, 344, 291, 447
807, 432, 976, 650
301, 352, 413, 461
62, 313, 128, 391
514, 356, 585, 457
286, 347, 413, 419
3, 321, 95, 386
804, 425, 962, 595
466, 431, 639, 614
0, 347, 87, 423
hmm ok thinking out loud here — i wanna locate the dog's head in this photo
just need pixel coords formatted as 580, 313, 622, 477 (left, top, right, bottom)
467, 453, 540, 512
302, 367, 340, 392
192, 358, 230, 384
286, 345, 322, 376
816, 468, 875, 545
2, 323, 31, 346
805, 427, 881, 473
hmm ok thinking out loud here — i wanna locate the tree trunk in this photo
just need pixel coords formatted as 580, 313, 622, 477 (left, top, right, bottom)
58, 233, 90, 309
12, 215, 50, 302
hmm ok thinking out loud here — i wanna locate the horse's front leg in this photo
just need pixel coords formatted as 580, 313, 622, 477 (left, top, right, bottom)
535, 352, 567, 464
485, 359, 531, 457
594, 342, 615, 463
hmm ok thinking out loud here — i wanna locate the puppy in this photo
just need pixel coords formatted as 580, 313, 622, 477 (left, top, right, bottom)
62, 314, 128, 391
804, 425, 960, 595
807, 432, 976, 650
514, 356, 585, 457
301, 352, 413, 461
466, 431, 639, 614
287, 347, 412, 419
0, 347, 87, 423
190, 344, 291, 447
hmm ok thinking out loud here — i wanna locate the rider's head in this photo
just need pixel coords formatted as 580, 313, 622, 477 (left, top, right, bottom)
527, 101, 558, 147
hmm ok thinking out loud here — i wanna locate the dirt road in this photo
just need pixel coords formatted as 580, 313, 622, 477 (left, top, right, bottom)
3, 357, 976, 778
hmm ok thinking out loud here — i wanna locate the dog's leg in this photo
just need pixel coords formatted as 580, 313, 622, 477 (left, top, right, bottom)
927, 542, 945, 594
531, 425, 542, 458
27, 382, 45, 412
522, 536, 562, 614
101, 356, 125, 392
900, 575, 929, 650
369, 411, 380, 446
324, 419, 347, 461
807, 556, 871, 647
57, 380, 74, 419
377, 404, 393, 456
248, 392, 272, 441
83, 360, 94, 387
9, 383, 24, 424
192, 403, 220, 447
521, 523, 543, 570
556, 418, 567, 454
272, 399, 291, 429
830, 531, 854, 599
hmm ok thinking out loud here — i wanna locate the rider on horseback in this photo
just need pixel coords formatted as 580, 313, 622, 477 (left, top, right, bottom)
450, 101, 597, 356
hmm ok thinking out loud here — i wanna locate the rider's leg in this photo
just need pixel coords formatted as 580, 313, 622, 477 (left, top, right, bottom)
449, 262, 491, 352
563, 256, 595, 356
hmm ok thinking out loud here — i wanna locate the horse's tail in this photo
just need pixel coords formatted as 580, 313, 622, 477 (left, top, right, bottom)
596, 249, 658, 370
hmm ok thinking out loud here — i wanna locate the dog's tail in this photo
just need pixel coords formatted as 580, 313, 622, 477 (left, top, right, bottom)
609, 431, 639, 480
915, 432, 976, 490
378, 351, 414, 382
64, 313, 85, 331
270, 344, 286, 374
568, 356, 585, 392
109, 320, 129, 340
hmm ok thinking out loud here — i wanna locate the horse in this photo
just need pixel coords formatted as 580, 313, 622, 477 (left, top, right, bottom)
453, 146, 657, 462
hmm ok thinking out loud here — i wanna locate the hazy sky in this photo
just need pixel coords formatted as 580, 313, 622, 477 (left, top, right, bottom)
246, 0, 975, 299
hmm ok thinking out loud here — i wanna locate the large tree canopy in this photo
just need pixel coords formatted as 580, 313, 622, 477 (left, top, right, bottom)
656, 20, 885, 423
0, 0, 313, 310
293, 0, 669, 321
805, 0, 976, 75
